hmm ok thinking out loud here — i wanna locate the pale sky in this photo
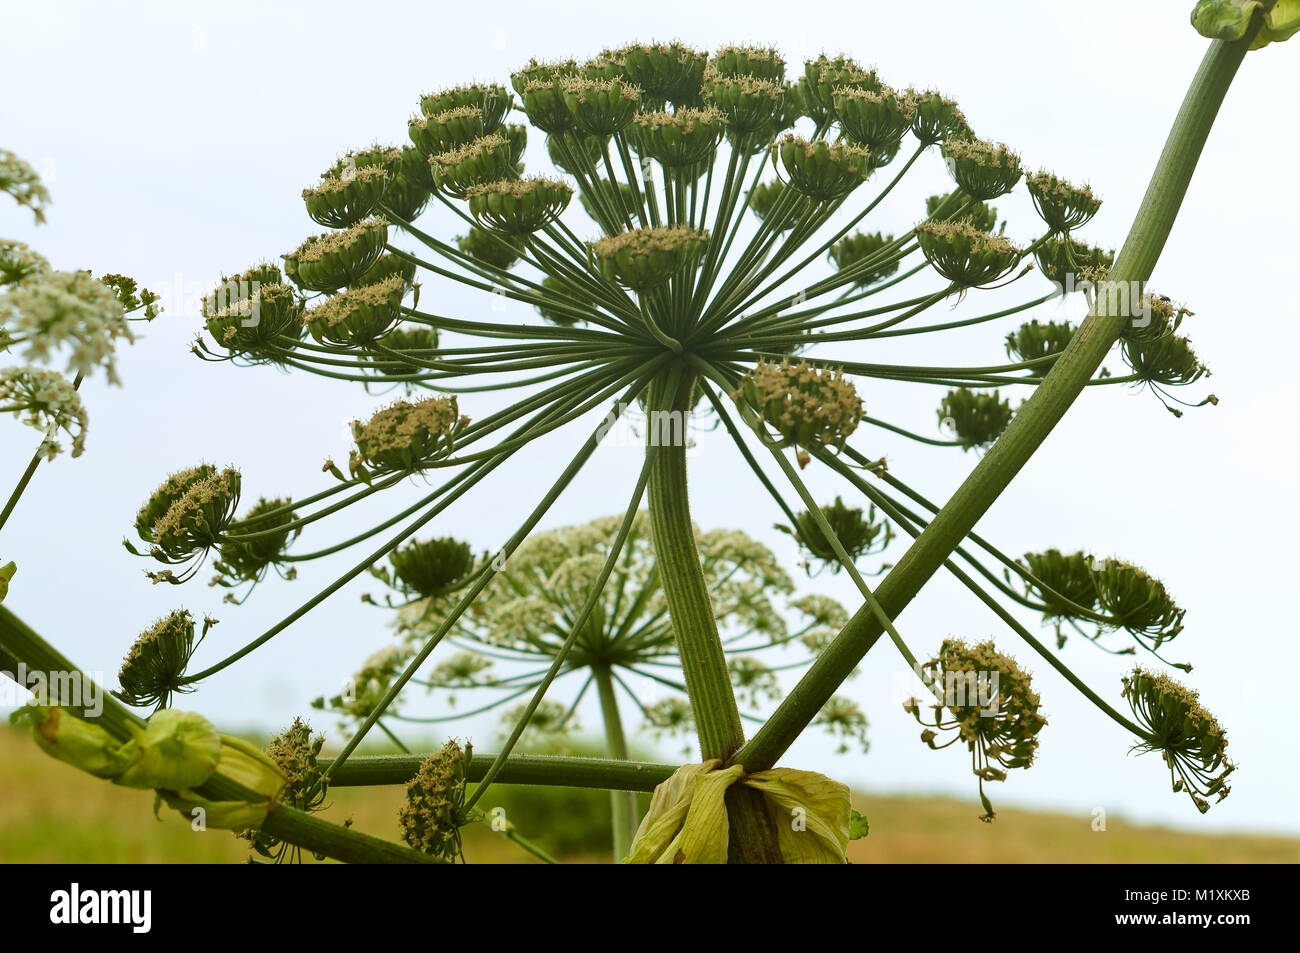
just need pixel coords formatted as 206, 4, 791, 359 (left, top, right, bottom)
2, 0, 1297, 836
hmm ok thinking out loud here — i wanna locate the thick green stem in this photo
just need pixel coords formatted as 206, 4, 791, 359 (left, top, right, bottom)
323, 751, 676, 790
593, 664, 638, 859
738, 27, 1263, 773
644, 369, 782, 862
645, 371, 743, 761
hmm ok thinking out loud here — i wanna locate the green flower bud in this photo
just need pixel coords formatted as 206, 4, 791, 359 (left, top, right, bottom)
352, 251, 418, 288
801, 54, 879, 126
366, 325, 439, 378
382, 147, 435, 221
116, 609, 214, 710
1121, 333, 1207, 387
304, 274, 406, 348
736, 359, 863, 455
1191, 0, 1300, 49
115, 708, 223, 791
774, 134, 874, 201
915, 219, 1022, 287
132, 466, 241, 581
834, 86, 915, 167
418, 83, 513, 129
710, 45, 785, 82
1122, 667, 1235, 811
1005, 319, 1075, 369
907, 638, 1046, 821
580, 55, 627, 82
430, 134, 516, 197
828, 231, 900, 287
778, 496, 893, 572
702, 68, 785, 136
907, 89, 972, 145
1122, 293, 1191, 344
545, 130, 607, 174
926, 192, 999, 233
521, 76, 576, 135
409, 107, 490, 157
938, 388, 1014, 450
590, 225, 709, 292
533, 275, 584, 326
631, 107, 727, 169
465, 177, 573, 235
302, 165, 389, 229
747, 180, 805, 232
1021, 549, 1098, 623
579, 179, 639, 221
1093, 559, 1185, 644
350, 396, 469, 477
1026, 171, 1101, 234
560, 76, 641, 136
286, 217, 389, 293
389, 537, 477, 599
510, 59, 580, 96
0, 239, 49, 286
1033, 236, 1114, 288
242, 717, 326, 859
323, 144, 402, 180
605, 42, 707, 107
456, 226, 524, 269
213, 497, 299, 588
203, 274, 304, 363
399, 739, 473, 862
941, 138, 1022, 201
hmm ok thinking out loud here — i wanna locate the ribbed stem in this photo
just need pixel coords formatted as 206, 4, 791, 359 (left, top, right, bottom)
593, 664, 638, 860
645, 369, 782, 862
645, 371, 744, 760
322, 752, 676, 790
738, 26, 1264, 773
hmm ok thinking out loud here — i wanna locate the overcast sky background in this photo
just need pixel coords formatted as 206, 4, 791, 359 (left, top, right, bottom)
2, 0, 1297, 838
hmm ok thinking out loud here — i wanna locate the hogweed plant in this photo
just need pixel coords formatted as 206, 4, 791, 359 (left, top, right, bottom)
0, 4, 1294, 863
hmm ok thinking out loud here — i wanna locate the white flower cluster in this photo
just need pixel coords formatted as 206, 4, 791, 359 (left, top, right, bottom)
0, 149, 52, 224
0, 239, 50, 287
1, 269, 132, 383
0, 365, 88, 458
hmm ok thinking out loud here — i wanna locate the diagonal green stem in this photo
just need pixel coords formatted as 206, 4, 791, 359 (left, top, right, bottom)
593, 664, 638, 859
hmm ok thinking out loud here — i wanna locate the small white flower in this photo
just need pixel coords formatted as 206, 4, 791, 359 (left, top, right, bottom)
1, 269, 132, 383
0, 149, 53, 224
0, 365, 88, 458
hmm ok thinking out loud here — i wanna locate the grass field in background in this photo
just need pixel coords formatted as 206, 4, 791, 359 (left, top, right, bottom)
2, 726, 1295, 863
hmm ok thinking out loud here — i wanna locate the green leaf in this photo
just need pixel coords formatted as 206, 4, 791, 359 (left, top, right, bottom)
849, 808, 869, 840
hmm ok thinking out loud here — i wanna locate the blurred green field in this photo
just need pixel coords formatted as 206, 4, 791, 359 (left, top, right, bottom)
2, 725, 1295, 863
